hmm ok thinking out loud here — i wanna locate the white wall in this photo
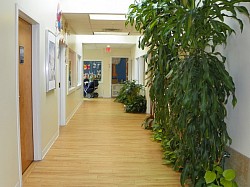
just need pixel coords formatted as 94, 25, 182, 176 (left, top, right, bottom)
1, 0, 60, 186
225, 3, 250, 158
83, 47, 132, 98
66, 34, 83, 122
130, 41, 150, 114
0, 1, 20, 186
77, 35, 138, 45
76, 35, 140, 98
131, 39, 148, 84
61, 0, 134, 14
17, 0, 60, 161
133, 56, 145, 85
0, 1, 83, 186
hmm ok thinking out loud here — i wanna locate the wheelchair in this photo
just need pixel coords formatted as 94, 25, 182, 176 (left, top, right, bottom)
83, 79, 99, 98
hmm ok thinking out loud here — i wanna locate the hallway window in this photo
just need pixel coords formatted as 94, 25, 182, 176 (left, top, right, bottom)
68, 48, 76, 91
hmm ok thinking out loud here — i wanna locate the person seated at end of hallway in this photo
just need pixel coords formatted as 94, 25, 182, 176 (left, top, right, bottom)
83, 74, 89, 85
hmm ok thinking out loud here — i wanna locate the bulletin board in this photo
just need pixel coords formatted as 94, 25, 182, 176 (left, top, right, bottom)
83, 60, 102, 82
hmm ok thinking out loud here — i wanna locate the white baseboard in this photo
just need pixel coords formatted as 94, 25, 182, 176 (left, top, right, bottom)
41, 100, 82, 159
66, 101, 82, 125
103, 96, 112, 98
15, 180, 21, 187
41, 129, 59, 159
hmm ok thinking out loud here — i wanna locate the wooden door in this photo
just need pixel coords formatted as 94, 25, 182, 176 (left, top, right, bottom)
18, 18, 34, 173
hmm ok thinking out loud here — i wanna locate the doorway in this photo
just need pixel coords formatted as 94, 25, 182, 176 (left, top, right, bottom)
58, 43, 67, 126
111, 57, 128, 97
18, 17, 34, 173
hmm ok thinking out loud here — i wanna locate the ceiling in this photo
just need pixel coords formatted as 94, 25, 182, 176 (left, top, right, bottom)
83, 43, 136, 50
63, 13, 140, 36
63, 13, 140, 50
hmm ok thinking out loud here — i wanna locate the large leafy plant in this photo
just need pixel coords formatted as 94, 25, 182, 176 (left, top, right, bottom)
126, 0, 249, 186
115, 80, 146, 113
115, 80, 142, 104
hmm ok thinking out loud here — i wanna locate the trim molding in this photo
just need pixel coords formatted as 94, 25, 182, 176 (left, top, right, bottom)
66, 101, 83, 125
32, 23, 42, 161
58, 45, 67, 126
42, 129, 59, 159
15, 180, 20, 187
16, 3, 42, 185
15, 4, 23, 186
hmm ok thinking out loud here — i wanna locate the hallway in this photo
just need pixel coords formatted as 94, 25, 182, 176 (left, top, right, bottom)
23, 99, 180, 187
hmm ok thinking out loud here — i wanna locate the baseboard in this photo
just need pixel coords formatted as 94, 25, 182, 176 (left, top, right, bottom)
41, 99, 83, 160
66, 100, 82, 125
15, 180, 21, 187
41, 129, 59, 159
225, 146, 250, 187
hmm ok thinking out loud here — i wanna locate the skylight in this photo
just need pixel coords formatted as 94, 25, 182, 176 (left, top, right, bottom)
89, 14, 126, 21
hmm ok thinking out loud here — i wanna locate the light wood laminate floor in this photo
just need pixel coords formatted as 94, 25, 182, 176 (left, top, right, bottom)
23, 98, 181, 187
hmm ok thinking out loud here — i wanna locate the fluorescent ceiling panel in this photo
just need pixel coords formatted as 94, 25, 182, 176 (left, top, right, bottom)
94, 32, 129, 35
89, 14, 126, 21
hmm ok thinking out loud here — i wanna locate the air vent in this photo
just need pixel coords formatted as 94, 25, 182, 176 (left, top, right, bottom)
102, 28, 122, 32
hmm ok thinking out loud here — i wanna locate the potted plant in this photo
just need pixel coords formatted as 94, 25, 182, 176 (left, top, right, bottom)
126, 0, 249, 186
115, 80, 146, 113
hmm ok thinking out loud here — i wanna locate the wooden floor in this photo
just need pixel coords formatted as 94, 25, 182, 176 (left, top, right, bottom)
23, 98, 181, 187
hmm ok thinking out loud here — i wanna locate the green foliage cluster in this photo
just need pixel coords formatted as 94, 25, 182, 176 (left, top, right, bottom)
152, 122, 179, 168
205, 165, 237, 187
115, 80, 146, 113
125, 95, 147, 113
126, 0, 249, 186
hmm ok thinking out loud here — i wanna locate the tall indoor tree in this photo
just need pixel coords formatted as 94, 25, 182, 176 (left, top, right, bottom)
126, 0, 250, 186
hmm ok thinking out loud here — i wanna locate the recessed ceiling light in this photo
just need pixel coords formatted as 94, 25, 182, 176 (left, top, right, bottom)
89, 14, 126, 21
93, 32, 129, 36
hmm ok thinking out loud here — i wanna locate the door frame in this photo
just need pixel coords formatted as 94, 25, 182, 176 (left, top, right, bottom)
135, 57, 140, 83
110, 56, 130, 98
15, 4, 42, 183
58, 43, 67, 126
137, 56, 145, 85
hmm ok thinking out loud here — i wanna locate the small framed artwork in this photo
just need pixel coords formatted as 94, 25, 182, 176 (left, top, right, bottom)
46, 30, 56, 92
68, 60, 72, 89
66, 63, 69, 95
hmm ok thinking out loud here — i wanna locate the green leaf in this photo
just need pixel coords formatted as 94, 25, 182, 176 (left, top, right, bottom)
223, 169, 236, 181
232, 181, 238, 187
150, 19, 158, 30
235, 6, 250, 19
195, 177, 206, 187
232, 95, 237, 107
213, 4, 224, 21
214, 165, 223, 174
207, 184, 220, 187
182, 0, 187, 7
205, 171, 217, 184
220, 178, 233, 187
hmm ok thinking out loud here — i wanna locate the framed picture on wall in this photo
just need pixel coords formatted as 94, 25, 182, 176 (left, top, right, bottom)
65, 63, 69, 95
68, 60, 72, 89
45, 30, 56, 92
